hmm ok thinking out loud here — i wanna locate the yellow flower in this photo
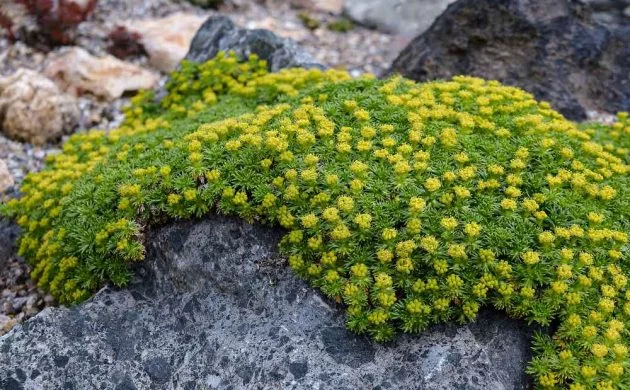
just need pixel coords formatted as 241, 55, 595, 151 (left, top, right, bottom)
587, 212, 604, 224
591, 344, 608, 358
184, 188, 197, 201
447, 244, 467, 260
376, 248, 393, 263
382, 228, 398, 240
424, 177, 442, 192
538, 373, 556, 387
421, 236, 439, 253
301, 213, 319, 228
322, 207, 340, 223
440, 217, 458, 231
521, 251, 540, 265
330, 224, 351, 240
538, 231, 555, 246
409, 197, 426, 213
500, 198, 517, 211
454, 186, 470, 199
353, 213, 372, 229
464, 222, 481, 238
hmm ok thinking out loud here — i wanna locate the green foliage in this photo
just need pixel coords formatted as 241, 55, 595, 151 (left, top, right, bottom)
327, 18, 354, 33
298, 12, 321, 30
3, 51, 630, 389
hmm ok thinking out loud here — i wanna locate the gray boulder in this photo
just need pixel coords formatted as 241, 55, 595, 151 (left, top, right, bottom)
343, 0, 457, 35
388, 0, 630, 120
185, 15, 323, 71
0, 214, 534, 389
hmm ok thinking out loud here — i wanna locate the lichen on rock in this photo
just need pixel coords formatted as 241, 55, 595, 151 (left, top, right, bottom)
2, 51, 629, 388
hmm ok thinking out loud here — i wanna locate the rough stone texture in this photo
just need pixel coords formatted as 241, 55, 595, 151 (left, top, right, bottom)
0, 215, 534, 389
0, 69, 80, 145
343, 0, 457, 35
0, 218, 20, 271
0, 158, 14, 194
185, 15, 324, 71
582, 0, 630, 24
388, 0, 630, 121
124, 12, 207, 72
45, 47, 160, 101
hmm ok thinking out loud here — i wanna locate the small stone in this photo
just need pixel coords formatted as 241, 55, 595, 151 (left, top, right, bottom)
0, 69, 80, 144
123, 12, 208, 72
0, 159, 14, 193
26, 295, 38, 310
45, 47, 160, 101
2, 301, 13, 314
12, 297, 27, 312
0, 314, 17, 334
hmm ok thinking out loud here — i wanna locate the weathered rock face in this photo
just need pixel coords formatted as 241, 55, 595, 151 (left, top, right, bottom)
0, 69, 80, 145
0, 215, 534, 389
343, 0, 457, 35
45, 47, 160, 101
123, 12, 208, 72
185, 15, 324, 71
388, 0, 630, 120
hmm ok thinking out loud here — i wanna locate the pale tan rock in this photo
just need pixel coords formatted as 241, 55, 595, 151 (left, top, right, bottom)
124, 12, 207, 72
45, 47, 159, 101
294, 0, 344, 14
0, 314, 16, 335
0, 69, 80, 144
0, 159, 13, 193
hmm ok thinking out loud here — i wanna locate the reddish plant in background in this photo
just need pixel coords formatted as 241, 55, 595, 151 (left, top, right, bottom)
1, 0, 97, 45
107, 26, 146, 59
0, 12, 15, 41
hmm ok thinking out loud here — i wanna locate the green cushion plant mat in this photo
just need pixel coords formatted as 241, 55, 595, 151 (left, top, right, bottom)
2, 52, 630, 389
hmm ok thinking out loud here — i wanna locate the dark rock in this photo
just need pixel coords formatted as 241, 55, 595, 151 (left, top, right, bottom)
388, 0, 630, 120
0, 218, 20, 270
185, 15, 324, 71
0, 214, 534, 389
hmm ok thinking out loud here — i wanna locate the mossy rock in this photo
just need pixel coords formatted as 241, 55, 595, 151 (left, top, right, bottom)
2, 52, 629, 388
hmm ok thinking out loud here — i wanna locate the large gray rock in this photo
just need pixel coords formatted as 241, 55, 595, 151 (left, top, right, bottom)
388, 0, 630, 121
185, 15, 323, 71
343, 0, 457, 35
0, 214, 534, 389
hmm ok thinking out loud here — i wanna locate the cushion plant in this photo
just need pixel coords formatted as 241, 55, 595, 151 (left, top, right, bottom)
2, 52, 629, 389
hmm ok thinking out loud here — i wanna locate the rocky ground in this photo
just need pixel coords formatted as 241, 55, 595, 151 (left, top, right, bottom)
0, 0, 405, 336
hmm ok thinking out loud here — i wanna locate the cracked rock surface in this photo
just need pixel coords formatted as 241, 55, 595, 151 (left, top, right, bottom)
1, 215, 533, 389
